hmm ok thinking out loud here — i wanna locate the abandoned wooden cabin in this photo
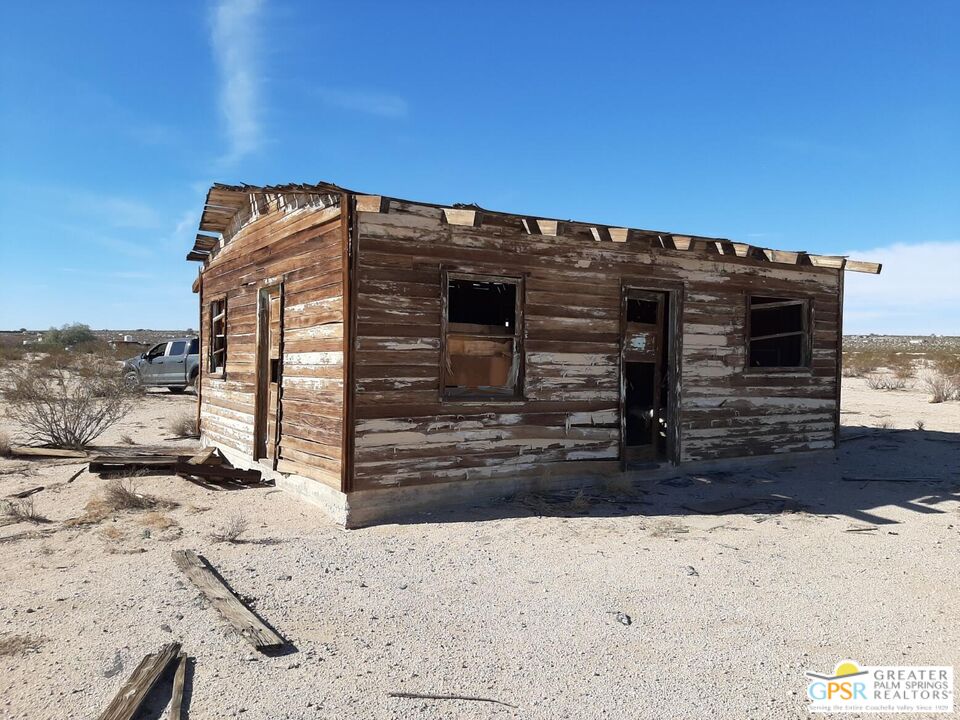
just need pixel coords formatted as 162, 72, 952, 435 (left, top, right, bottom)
187, 181, 880, 526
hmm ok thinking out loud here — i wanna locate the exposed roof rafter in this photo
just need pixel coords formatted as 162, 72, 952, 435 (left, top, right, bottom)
189, 181, 882, 274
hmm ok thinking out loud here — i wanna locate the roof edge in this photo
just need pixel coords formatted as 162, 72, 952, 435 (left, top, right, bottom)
189, 181, 881, 274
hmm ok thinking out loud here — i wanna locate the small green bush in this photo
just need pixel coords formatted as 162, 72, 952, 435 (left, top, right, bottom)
43, 323, 96, 349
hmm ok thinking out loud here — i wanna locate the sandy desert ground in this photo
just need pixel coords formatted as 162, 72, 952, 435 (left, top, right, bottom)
0, 378, 958, 719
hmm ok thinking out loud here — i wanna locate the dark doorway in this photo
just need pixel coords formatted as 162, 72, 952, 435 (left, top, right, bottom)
621, 288, 672, 463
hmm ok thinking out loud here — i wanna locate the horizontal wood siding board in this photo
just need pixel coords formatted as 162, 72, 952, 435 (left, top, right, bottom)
200, 197, 345, 488
350, 207, 840, 491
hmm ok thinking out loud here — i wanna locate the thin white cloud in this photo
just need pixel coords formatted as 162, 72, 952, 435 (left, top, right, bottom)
843, 241, 960, 335
46, 220, 155, 259
59, 268, 154, 280
210, 0, 263, 164
98, 196, 164, 229
316, 87, 409, 118
161, 210, 199, 251
86, 234, 156, 260
51, 189, 162, 230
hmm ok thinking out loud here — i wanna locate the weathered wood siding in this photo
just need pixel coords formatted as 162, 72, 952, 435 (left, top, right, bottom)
350, 200, 840, 490
199, 194, 345, 490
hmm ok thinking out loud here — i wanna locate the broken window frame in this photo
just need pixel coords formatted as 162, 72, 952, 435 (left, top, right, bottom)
440, 269, 524, 400
745, 295, 812, 371
208, 296, 227, 376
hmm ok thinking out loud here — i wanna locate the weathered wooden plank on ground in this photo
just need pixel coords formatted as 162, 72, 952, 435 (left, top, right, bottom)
172, 550, 284, 650
97, 642, 181, 720
89, 455, 187, 473
174, 462, 262, 483
186, 446, 218, 465
6, 486, 44, 499
10, 446, 87, 459
168, 651, 187, 720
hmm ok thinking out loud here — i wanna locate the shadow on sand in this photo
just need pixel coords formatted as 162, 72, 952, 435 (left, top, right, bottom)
385, 426, 960, 527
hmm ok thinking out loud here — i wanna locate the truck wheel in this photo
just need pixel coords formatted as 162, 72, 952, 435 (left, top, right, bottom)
124, 371, 139, 388
189, 373, 198, 394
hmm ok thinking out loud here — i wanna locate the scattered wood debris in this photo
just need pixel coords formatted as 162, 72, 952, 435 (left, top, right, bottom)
6, 486, 44, 499
389, 691, 518, 709
168, 651, 187, 720
0, 528, 56, 544
185, 446, 218, 466
87, 449, 266, 488
682, 497, 762, 514
172, 550, 284, 651
10, 446, 87, 459
89, 454, 184, 474
845, 525, 879, 533
97, 642, 181, 720
842, 476, 945, 483
174, 461, 262, 485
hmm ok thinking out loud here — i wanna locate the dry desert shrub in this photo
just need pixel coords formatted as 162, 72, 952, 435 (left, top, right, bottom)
2, 496, 47, 524
920, 371, 958, 404
72, 340, 130, 361
31, 351, 74, 377
568, 489, 592, 513
99, 525, 127, 541
67, 479, 173, 527
0, 345, 25, 367
892, 361, 915, 381
212, 514, 249, 543
842, 350, 881, 377
603, 475, 638, 496
0, 431, 10, 457
104, 479, 162, 511
64, 499, 113, 527
843, 349, 913, 379
169, 412, 199, 438
0, 633, 45, 656
140, 512, 179, 532
926, 349, 960, 379
865, 374, 907, 391
3, 357, 138, 448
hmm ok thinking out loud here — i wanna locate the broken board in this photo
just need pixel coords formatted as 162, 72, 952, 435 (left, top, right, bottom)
97, 642, 181, 720
173, 462, 262, 484
10, 446, 87, 459
88, 455, 186, 473
172, 550, 284, 651
168, 651, 188, 720
682, 497, 764, 514
185, 446, 218, 466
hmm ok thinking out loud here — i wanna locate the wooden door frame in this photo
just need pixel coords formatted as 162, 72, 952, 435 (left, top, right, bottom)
619, 279, 684, 466
253, 281, 284, 466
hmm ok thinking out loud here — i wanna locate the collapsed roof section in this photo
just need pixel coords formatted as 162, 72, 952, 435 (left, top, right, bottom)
187, 181, 882, 274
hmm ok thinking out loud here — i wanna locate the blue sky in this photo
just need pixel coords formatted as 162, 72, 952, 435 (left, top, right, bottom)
1, 1, 957, 333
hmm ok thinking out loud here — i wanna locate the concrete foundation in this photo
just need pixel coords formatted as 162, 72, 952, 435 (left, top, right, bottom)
206, 435, 835, 528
